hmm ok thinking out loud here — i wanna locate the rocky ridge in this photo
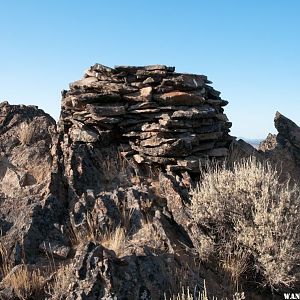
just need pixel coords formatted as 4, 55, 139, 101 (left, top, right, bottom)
0, 64, 299, 299
0, 64, 235, 299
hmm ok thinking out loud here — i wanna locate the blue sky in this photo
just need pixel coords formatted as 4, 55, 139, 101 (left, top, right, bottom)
1, 1, 300, 139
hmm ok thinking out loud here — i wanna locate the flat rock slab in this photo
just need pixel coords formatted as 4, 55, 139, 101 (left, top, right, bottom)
154, 91, 205, 106
86, 104, 126, 116
123, 87, 153, 102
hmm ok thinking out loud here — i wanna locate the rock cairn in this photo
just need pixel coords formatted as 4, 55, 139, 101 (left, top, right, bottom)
61, 64, 233, 172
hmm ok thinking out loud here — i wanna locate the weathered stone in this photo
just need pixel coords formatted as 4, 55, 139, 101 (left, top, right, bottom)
258, 133, 277, 152
141, 123, 161, 132
204, 147, 228, 157
128, 102, 158, 111
154, 85, 175, 94
143, 77, 156, 84
119, 118, 145, 128
136, 69, 168, 79
70, 126, 98, 143
85, 114, 121, 124
159, 114, 216, 128
130, 81, 145, 88
275, 111, 300, 149
154, 91, 205, 106
39, 240, 70, 259
206, 85, 221, 98
123, 87, 153, 102
141, 155, 176, 165
144, 65, 175, 72
131, 132, 223, 157
140, 137, 177, 147
215, 113, 229, 122
90, 81, 138, 95
91, 63, 115, 74
74, 92, 122, 103
114, 65, 143, 74
133, 154, 145, 163
86, 104, 126, 116
171, 107, 216, 119
190, 141, 216, 152
69, 77, 98, 89
129, 108, 160, 114
162, 74, 207, 91
177, 159, 200, 169
206, 99, 229, 106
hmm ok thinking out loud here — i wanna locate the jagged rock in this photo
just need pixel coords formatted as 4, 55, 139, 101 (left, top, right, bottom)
0, 102, 66, 268
259, 112, 300, 181
275, 111, 300, 149
70, 126, 98, 143
0, 64, 238, 299
258, 133, 277, 152
228, 139, 262, 162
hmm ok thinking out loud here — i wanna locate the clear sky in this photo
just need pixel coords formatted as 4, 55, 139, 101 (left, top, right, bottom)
1, 0, 300, 139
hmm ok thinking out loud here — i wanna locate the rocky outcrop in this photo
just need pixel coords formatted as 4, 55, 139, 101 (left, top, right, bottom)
3, 64, 289, 299
61, 64, 233, 173
50, 65, 234, 298
0, 102, 70, 270
258, 133, 277, 152
259, 112, 300, 181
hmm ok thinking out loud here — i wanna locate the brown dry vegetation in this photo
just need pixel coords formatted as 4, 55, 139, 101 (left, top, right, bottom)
19, 122, 36, 146
0, 242, 11, 279
2, 156, 300, 298
2, 265, 46, 300
190, 157, 300, 289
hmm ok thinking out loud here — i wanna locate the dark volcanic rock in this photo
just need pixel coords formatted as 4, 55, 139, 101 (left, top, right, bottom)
0, 65, 237, 299
0, 102, 68, 270
259, 112, 300, 181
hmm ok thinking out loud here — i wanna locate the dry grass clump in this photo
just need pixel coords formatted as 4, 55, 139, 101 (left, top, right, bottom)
166, 282, 245, 300
69, 212, 128, 257
45, 263, 75, 299
19, 122, 36, 146
190, 157, 300, 288
101, 226, 127, 257
2, 265, 46, 299
166, 285, 207, 300
0, 242, 11, 279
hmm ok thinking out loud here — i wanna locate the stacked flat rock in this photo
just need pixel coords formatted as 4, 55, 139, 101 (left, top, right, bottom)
61, 64, 233, 172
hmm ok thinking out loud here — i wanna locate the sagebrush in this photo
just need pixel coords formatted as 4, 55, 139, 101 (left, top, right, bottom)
190, 157, 300, 288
